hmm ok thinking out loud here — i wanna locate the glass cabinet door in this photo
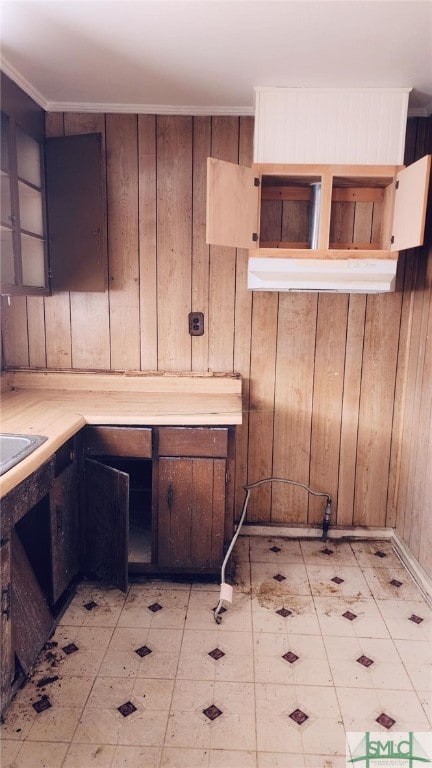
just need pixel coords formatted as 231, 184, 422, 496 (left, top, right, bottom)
0, 112, 48, 295
0, 113, 16, 286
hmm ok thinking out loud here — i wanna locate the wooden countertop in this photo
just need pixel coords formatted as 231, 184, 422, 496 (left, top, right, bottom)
0, 370, 242, 497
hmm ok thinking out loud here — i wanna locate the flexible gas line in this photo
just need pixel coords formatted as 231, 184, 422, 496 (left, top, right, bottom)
213, 477, 331, 624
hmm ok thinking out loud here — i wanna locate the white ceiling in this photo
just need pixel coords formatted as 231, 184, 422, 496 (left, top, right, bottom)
1, 0, 431, 115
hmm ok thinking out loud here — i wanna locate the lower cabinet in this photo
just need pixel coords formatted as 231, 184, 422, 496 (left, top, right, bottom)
156, 457, 226, 569
0, 423, 235, 712
50, 458, 79, 603
82, 426, 152, 591
156, 428, 230, 570
11, 528, 53, 680
0, 536, 13, 713
82, 425, 235, 589
83, 457, 129, 591
0, 440, 79, 714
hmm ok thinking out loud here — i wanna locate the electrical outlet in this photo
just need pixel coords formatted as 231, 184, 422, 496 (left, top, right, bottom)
189, 312, 204, 336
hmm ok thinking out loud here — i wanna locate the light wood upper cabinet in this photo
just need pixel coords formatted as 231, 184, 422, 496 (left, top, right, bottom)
206, 157, 431, 260
391, 155, 431, 252
206, 158, 260, 249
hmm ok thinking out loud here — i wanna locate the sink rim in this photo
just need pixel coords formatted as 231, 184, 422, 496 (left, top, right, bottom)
0, 433, 48, 476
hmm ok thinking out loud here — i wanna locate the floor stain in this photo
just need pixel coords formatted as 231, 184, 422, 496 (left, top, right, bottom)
253, 581, 311, 614
255, 579, 287, 609
36, 675, 59, 688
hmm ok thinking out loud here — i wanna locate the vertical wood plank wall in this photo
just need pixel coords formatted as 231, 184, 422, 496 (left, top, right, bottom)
394, 118, 432, 579
1, 114, 431, 577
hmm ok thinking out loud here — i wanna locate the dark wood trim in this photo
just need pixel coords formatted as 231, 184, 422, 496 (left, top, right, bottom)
1, 458, 56, 529
0, 72, 44, 141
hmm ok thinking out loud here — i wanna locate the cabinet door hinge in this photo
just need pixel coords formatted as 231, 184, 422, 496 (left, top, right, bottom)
225, 470, 230, 484
395, 180, 399, 190
391, 235, 395, 244
252, 232, 259, 242
254, 177, 260, 187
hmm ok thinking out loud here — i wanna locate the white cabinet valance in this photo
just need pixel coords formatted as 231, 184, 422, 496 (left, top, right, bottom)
253, 87, 411, 165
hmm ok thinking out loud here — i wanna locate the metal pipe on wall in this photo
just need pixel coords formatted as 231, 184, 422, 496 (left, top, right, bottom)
308, 182, 321, 249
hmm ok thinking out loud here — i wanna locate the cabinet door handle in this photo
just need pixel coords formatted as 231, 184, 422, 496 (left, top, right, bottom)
167, 484, 174, 510
56, 505, 64, 533
1, 585, 11, 620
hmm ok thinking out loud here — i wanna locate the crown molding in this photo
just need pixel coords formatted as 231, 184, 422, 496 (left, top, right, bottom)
0, 58, 254, 115
0, 57, 49, 110
45, 101, 254, 116
408, 104, 432, 117
2, 58, 429, 118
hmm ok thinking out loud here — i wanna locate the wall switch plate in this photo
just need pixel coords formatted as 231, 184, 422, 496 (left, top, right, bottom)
189, 312, 204, 336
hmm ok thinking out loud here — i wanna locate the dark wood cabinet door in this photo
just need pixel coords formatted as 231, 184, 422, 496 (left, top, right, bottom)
11, 529, 53, 675
50, 461, 79, 603
83, 458, 129, 592
0, 536, 13, 712
157, 456, 226, 569
45, 133, 107, 292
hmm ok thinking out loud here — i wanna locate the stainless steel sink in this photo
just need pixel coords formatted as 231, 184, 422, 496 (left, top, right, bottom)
0, 433, 48, 476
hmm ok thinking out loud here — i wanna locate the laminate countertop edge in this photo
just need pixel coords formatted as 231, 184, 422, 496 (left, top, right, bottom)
0, 374, 243, 498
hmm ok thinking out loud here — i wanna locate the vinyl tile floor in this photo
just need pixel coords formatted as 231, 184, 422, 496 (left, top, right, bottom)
1, 537, 431, 768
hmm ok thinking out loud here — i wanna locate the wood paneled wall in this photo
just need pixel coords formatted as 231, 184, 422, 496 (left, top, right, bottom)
394, 118, 432, 578
1, 112, 431, 577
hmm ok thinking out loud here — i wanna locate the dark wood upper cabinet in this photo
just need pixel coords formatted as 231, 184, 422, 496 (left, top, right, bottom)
1, 108, 49, 296
1, 73, 48, 295
1, 74, 107, 295
45, 133, 107, 292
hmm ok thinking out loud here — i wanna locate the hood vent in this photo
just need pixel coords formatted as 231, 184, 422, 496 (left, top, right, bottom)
247, 257, 397, 294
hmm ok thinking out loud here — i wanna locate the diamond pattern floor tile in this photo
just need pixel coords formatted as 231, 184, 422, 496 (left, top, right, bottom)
1, 535, 430, 768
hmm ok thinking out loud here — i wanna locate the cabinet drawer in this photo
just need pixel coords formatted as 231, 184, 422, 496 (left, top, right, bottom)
157, 427, 228, 458
83, 427, 152, 458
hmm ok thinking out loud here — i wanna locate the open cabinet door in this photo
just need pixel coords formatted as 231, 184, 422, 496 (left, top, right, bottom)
83, 458, 128, 592
45, 133, 107, 291
206, 157, 260, 249
50, 461, 79, 603
391, 155, 431, 252
11, 529, 54, 674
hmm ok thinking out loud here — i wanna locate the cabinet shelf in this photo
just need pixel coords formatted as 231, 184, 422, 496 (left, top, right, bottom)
206, 156, 431, 293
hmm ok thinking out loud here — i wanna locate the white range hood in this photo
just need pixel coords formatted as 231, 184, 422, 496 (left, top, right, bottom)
247, 257, 397, 294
